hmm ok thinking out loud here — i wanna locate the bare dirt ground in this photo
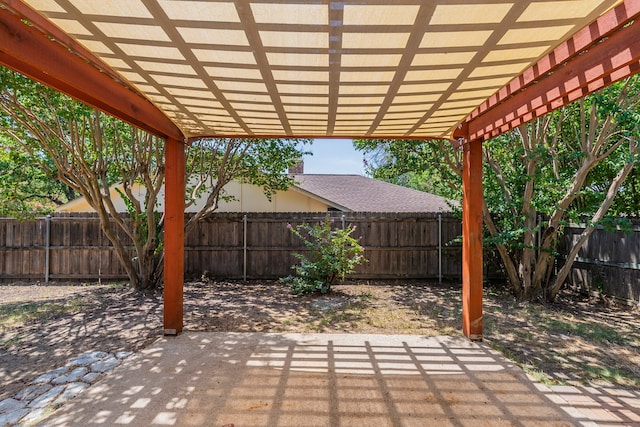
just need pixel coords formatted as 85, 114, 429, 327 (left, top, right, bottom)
1, 280, 639, 403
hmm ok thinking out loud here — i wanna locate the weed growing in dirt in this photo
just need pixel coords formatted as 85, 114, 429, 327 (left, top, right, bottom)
488, 341, 561, 387
355, 290, 375, 302
523, 364, 561, 387
0, 334, 23, 349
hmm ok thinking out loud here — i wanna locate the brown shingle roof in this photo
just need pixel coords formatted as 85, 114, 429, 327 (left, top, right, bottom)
290, 174, 455, 213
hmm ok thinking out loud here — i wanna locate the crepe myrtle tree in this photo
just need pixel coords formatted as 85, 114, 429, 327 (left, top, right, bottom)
0, 66, 310, 291
355, 76, 640, 302
183, 137, 310, 234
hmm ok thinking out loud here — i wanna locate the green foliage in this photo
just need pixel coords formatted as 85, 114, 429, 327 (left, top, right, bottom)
481, 78, 639, 241
232, 138, 310, 199
1, 65, 170, 289
185, 138, 310, 217
0, 67, 133, 209
115, 187, 163, 258
0, 135, 75, 218
282, 217, 367, 295
354, 139, 462, 201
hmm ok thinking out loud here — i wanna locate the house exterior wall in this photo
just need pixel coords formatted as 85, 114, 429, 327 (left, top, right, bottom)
57, 181, 330, 213
272, 188, 328, 212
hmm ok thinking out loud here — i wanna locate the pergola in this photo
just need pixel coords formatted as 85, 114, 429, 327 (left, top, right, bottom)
2, 0, 639, 340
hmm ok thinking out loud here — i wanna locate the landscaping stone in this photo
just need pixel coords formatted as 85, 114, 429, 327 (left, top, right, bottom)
14, 384, 52, 402
116, 351, 133, 359
82, 372, 101, 384
52, 367, 89, 385
0, 350, 131, 426
91, 355, 119, 373
0, 407, 29, 426
0, 399, 24, 414
53, 383, 90, 407
65, 351, 108, 368
32, 367, 68, 385
28, 385, 65, 409
19, 406, 52, 426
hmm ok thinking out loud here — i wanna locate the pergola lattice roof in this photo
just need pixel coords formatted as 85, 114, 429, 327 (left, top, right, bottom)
3, 0, 628, 140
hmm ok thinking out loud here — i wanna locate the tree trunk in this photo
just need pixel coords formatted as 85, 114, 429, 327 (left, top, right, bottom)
546, 143, 637, 300
481, 199, 522, 297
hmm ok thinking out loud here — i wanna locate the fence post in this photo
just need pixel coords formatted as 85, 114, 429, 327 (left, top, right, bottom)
45, 214, 51, 283
438, 213, 442, 284
243, 214, 247, 282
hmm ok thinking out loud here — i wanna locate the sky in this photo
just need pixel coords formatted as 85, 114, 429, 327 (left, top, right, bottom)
302, 139, 366, 175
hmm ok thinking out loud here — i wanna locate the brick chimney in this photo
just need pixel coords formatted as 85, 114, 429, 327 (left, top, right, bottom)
288, 160, 304, 174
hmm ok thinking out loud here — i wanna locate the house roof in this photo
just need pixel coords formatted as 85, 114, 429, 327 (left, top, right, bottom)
291, 174, 454, 212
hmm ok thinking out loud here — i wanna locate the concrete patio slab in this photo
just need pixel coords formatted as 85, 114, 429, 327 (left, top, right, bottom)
35, 333, 634, 426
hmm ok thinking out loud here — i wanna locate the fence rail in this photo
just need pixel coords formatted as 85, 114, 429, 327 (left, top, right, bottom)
0, 212, 462, 283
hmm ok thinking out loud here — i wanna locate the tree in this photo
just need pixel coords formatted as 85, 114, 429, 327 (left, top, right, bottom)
357, 138, 462, 199
0, 134, 76, 217
0, 69, 165, 289
356, 76, 640, 302
184, 137, 309, 234
0, 67, 309, 290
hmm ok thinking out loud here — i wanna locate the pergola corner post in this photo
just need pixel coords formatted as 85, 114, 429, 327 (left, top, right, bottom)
455, 124, 484, 341
164, 137, 185, 335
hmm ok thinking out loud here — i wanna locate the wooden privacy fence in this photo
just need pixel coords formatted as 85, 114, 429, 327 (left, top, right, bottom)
0, 213, 132, 282
561, 222, 640, 305
0, 212, 462, 283
3, 211, 639, 304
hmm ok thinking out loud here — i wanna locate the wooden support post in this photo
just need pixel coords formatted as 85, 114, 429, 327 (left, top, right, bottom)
462, 139, 483, 341
164, 137, 185, 335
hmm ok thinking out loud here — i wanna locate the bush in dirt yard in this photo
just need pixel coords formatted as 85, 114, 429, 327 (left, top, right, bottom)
282, 216, 367, 294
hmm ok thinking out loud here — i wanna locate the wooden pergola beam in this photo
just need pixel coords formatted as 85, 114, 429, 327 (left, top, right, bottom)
164, 138, 185, 335
453, 123, 483, 341
0, 5, 183, 141
467, 0, 640, 141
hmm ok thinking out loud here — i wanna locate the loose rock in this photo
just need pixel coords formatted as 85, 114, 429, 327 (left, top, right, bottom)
0, 350, 131, 426
14, 384, 52, 402
91, 355, 120, 373
0, 399, 25, 414
52, 367, 89, 385
32, 367, 68, 385
0, 407, 30, 426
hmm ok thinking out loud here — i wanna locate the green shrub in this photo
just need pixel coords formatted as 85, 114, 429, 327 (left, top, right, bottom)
282, 216, 367, 294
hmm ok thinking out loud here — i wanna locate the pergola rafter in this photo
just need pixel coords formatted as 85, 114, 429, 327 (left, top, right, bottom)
0, 3, 183, 140
1, 0, 639, 340
466, 0, 640, 141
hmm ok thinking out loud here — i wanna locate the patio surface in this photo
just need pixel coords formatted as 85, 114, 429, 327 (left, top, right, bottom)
39, 333, 640, 426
